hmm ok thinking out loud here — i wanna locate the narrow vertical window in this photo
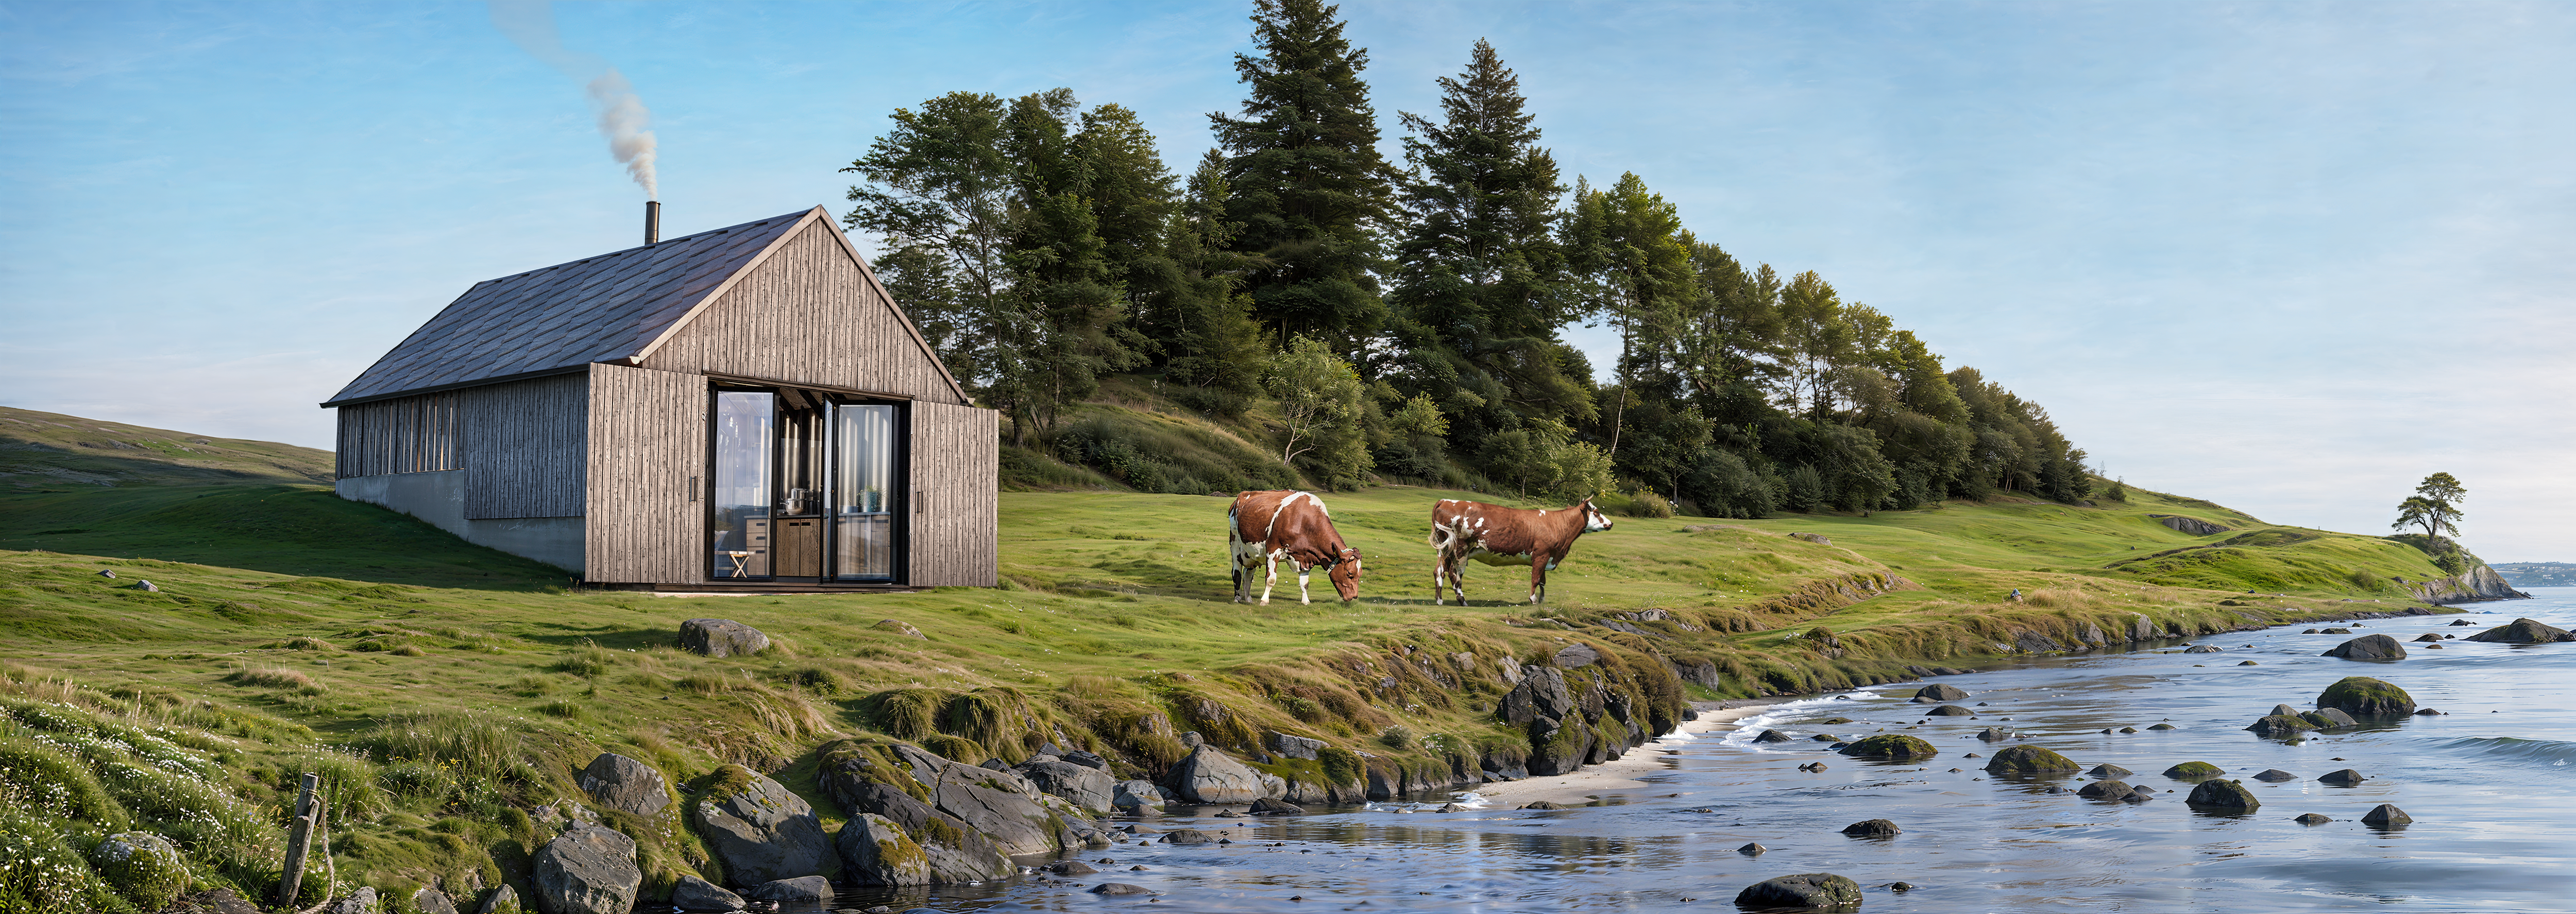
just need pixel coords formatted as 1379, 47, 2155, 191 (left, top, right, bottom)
832, 404, 898, 581
711, 391, 773, 578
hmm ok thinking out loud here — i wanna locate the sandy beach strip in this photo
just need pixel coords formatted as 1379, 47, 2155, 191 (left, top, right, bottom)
1461, 697, 1805, 807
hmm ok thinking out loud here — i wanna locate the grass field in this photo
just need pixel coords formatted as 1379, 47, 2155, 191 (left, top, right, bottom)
0, 411, 2467, 912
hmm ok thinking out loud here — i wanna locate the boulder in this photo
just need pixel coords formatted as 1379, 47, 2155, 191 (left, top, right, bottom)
2293, 813, 2332, 825
2185, 779, 2259, 810
1926, 704, 1975, 716
2183, 645, 2223, 654
1158, 829, 1213, 845
694, 768, 831, 885
1735, 873, 1863, 909
1738, 842, 1767, 855
1552, 643, 1601, 668
1016, 760, 1116, 814
1752, 729, 1793, 744
532, 825, 643, 914
929, 764, 1061, 856
2412, 633, 2443, 643
1521, 801, 1566, 810
2322, 634, 2407, 661
2269, 703, 2299, 717
325, 887, 378, 914
2361, 803, 2413, 826
1112, 780, 1169, 810
678, 618, 770, 658
1976, 727, 2010, 741
2245, 714, 2315, 737
1811, 733, 1843, 743
2316, 768, 2368, 786
2252, 769, 2297, 782
1047, 861, 1097, 875
2320, 628, 2353, 635
2162, 761, 2225, 780
836, 813, 930, 887
1500, 666, 1577, 726
2414, 708, 2442, 716
411, 888, 458, 914
1250, 798, 1305, 816
2317, 676, 2416, 717
577, 753, 672, 818
1985, 745, 2081, 773
1063, 750, 1109, 770
1916, 683, 1971, 701
2465, 617, 2575, 644
2088, 764, 2133, 779
1839, 818, 1900, 837
1266, 731, 1325, 761
746, 876, 832, 902
1168, 745, 1266, 804
2077, 780, 2133, 800
835, 780, 1011, 883
2015, 631, 2066, 653
2148, 723, 2178, 730
472, 885, 517, 914
90, 831, 187, 912
1837, 734, 1938, 760
1090, 884, 1154, 895
2448, 618, 2478, 626
2299, 708, 2358, 729
668, 874, 745, 911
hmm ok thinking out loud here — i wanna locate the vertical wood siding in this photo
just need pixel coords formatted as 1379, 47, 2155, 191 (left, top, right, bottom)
640, 221, 964, 404
334, 392, 460, 478
584, 363, 705, 583
462, 373, 589, 519
909, 400, 998, 586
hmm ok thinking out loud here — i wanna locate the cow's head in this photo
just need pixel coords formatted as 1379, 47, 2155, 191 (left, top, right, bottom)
1581, 496, 1614, 532
1328, 546, 1364, 601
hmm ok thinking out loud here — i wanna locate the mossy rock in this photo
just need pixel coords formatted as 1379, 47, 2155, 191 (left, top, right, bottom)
2185, 779, 2259, 809
2244, 714, 2315, 737
2317, 676, 2416, 716
1837, 734, 1938, 760
1982, 744, 2079, 773
90, 831, 187, 912
2161, 761, 2225, 780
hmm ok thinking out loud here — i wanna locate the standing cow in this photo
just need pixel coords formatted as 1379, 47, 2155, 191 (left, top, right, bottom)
1429, 497, 1614, 605
1229, 490, 1364, 605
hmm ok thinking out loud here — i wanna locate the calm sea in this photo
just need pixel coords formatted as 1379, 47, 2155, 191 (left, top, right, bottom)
812, 587, 2576, 913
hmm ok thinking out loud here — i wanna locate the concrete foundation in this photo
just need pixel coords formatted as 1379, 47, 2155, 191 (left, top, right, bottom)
335, 471, 585, 574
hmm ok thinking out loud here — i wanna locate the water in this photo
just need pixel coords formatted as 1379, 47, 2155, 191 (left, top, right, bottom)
812, 589, 2576, 913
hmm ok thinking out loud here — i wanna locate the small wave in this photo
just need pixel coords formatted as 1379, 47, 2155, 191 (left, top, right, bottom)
2435, 736, 2576, 767
1717, 692, 1879, 749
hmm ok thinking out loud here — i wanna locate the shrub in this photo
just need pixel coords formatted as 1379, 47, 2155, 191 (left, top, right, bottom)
90, 832, 185, 912
2345, 568, 2382, 591
361, 710, 529, 787
785, 667, 847, 694
378, 759, 455, 800
1625, 490, 1675, 519
1376, 725, 1414, 751
1316, 747, 1362, 786
277, 749, 385, 823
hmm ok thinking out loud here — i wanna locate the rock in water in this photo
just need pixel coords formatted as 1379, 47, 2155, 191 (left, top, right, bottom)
1916, 683, 1971, 701
1089, 883, 1154, 895
2299, 708, 2359, 729
2317, 676, 2417, 717
2148, 723, 2178, 730
1926, 704, 1975, 716
2162, 761, 2225, 780
836, 781, 1011, 883
669, 874, 745, 911
2183, 645, 2223, 654
1977, 727, 2010, 741
1840, 818, 1901, 837
2361, 803, 2413, 826
2077, 780, 2134, 800
2317, 768, 2368, 786
2246, 714, 2316, 737
1251, 798, 1306, 815
2252, 769, 2298, 782
2269, 704, 2300, 717
1159, 829, 1213, 846
2087, 764, 2133, 779
2466, 618, 2575, 644
2322, 634, 2408, 661
533, 825, 643, 914
1837, 734, 1939, 760
1520, 801, 1565, 810
2185, 779, 2260, 810
2412, 633, 2443, 643
1735, 873, 1863, 909
1753, 729, 1793, 744
1984, 745, 2081, 774
679, 618, 770, 657
836, 814, 930, 887
1170, 745, 1266, 804
694, 768, 830, 885
2449, 619, 2478, 626
578, 752, 672, 818
747, 877, 831, 902
1738, 842, 1767, 855
1016, 758, 1117, 814
2293, 813, 2332, 825
927, 764, 1059, 856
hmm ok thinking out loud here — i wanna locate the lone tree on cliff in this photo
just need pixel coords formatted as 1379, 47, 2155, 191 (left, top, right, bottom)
2393, 472, 2468, 572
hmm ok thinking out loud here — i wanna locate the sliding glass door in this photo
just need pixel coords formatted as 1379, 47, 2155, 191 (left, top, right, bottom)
832, 404, 900, 582
709, 391, 774, 578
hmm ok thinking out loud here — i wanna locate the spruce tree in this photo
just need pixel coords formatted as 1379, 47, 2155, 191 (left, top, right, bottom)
1209, 0, 1395, 362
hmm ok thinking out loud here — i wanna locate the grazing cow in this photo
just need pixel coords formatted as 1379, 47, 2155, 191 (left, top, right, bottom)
1429, 497, 1614, 605
1229, 490, 1364, 605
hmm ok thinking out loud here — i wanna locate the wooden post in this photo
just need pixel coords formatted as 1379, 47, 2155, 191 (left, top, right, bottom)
277, 774, 319, 907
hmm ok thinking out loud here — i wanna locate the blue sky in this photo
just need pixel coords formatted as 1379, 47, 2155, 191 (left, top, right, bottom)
3, 1, 2569, 560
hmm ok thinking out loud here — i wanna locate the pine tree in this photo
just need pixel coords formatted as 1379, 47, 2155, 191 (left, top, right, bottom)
1209, 0, 1395, 362
1159, 151, 1268, 414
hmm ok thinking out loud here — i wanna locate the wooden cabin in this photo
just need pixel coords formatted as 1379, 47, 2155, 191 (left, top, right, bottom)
320, 205, 996, 589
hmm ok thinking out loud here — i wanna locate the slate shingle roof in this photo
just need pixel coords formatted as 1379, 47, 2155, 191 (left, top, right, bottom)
322, 209, 813, 407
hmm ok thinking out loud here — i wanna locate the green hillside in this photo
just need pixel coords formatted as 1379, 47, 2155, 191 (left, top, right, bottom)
0, 408, 2466, 912
2, 406, 333, 489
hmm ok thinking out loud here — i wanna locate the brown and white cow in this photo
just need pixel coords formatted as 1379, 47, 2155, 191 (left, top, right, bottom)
1429, 497, 1614, 605
1229, 490, 1363, 605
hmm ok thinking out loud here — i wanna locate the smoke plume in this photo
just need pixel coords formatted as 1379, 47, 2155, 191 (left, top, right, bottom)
488, 0, 658, 199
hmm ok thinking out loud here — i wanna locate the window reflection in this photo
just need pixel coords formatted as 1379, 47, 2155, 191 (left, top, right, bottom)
834, 404, 899, 581
711, 391, 773, 578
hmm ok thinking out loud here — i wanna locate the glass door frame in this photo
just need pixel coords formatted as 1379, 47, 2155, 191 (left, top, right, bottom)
702, 381, 910, 585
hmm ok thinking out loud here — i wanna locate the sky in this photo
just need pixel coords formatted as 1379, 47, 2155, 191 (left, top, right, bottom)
2, 1, 2569, 561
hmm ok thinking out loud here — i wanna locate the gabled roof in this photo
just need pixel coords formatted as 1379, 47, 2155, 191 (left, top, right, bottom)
323, 206, 958, 407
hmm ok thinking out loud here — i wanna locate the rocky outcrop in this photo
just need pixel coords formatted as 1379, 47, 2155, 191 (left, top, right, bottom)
1551, 643, 1601, 668
693, 768, 831, 886
679, 618, 770, 657
834, 781, 1010, 883
746, 876, 832, 902
1735, 873, 1862, 909
2323, 634, 2406, 661
533, 825, 643, 914
668, 875, 743, 911
929, 764, 1063, 856
2151, 514, 2229, 536
1500, 666, 1577, 727
836, 813, 930, 887
1266, 731, 1325, 760
1167, 745, 1266, 804
1015, 759, 1116, 814
577, 753, 671, 818
2406, 566, 2532, 605
2465, 617, 2574, 644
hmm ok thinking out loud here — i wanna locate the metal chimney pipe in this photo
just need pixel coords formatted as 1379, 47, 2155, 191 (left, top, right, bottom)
645, 200, 661, 246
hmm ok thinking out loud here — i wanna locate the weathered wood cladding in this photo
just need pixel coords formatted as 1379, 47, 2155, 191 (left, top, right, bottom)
584, 363, 705, 583
909, 400, 999, 586
462, 373, 588, 520
641, 221, 964, 404
334, 392, 460, 478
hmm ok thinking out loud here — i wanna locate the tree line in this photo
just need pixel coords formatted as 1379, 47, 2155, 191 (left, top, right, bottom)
844, 0, 2091, 515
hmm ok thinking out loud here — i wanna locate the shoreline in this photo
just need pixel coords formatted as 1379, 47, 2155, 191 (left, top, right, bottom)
1461, 697, 1808, 806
